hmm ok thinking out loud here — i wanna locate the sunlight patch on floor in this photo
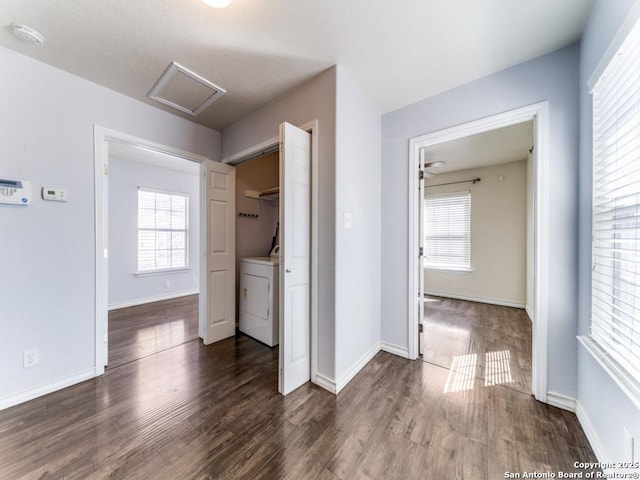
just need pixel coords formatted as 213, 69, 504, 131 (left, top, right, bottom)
444, 353, 477, 393
484, 350, 514, 387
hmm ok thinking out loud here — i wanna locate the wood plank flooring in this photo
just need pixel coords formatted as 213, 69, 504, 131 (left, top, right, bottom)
422, 295, 532, 395
0, 298, 597, 479
108, 294, 199, 368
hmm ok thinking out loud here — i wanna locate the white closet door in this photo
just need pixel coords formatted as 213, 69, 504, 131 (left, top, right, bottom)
279, 122, 311, 395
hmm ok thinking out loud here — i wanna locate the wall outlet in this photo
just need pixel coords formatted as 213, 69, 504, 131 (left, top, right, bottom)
164, 280, 170, 288
623, 428, 635, 462
23, 349, 38, 368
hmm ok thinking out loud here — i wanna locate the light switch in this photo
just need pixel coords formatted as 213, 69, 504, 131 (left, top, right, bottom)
343, 211, 353, 229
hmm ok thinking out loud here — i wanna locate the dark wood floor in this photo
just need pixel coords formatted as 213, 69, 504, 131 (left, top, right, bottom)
422, 295, 532, 395
108, 294, 199, 368
0, 298, 597, 479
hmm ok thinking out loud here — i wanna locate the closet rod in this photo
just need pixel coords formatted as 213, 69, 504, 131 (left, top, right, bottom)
426, 177, 481, 188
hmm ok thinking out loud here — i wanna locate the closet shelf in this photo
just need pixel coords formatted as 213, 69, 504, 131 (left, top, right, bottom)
245, 187, 279, 200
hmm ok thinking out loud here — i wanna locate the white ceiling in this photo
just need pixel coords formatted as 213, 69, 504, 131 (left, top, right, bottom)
424, 121, 534, 175
0, 0, 595, 131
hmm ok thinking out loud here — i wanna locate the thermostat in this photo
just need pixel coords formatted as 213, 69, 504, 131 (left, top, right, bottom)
42, 186, 68, 202
0, 177, 31, 206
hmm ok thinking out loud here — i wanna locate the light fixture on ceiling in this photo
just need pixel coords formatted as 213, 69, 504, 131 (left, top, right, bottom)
201, 0, 232, 8
11, 23, 45, 47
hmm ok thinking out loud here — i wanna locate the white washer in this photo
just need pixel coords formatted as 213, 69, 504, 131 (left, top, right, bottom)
239, 257, 279, 346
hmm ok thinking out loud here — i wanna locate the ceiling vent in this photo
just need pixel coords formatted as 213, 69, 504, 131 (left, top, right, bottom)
147, 61, 226, 116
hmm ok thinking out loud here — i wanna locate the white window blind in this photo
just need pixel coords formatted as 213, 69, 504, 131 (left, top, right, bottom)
137, 188, 189, 272
591, 16, 640, 384
424, 191, 471, 269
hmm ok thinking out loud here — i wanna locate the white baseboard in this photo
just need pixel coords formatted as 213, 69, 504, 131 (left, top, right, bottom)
546, 391, 577, 412
525, 304, 534, 322
335, 343, 380, 394
576, 401, 611, 465
108, 290, 199, 310
313, 373, 337, 394
381, 341, 410, 359
0, 368, 97, 411
424, 291, 525, 309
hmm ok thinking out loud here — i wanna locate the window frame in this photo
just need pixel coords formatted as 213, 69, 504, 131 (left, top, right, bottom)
584, 11, 640, 397
423, 190, 472, 272
136, 187, 190, 275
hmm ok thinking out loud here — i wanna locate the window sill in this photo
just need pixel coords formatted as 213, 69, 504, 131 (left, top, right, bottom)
135, 267, 191, 277
578, 335, 640, 411
424, 266, 473, 273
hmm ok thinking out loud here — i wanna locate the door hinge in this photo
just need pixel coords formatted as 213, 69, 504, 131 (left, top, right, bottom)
103, 164, 109, 175
419, 246, 423, 257
418, 323, 423, 333
419, 170, 424, 180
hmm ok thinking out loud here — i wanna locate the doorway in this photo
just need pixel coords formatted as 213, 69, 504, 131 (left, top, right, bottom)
106, 142, 201, 368
94, 126, 210, 373
408, 102, 550, 402
223, 120, 319, 395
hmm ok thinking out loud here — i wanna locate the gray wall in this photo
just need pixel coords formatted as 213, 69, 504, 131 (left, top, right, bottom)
334, 67, 382, 387
222, 67, 338, 381
222, 66, 383, 388
108, 158, 200, 308
577, 0, 640, 462
381, 45, 580, 397
0, 45, 219, 407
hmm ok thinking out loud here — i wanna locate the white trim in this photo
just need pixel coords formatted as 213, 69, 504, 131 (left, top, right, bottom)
221, 135, 279, 165
525, 304, 533, 323
587, 1, 640, 92
0, 368, 96, 412
335, 343, 380, 394
408, 102, 550, 404
424, 291, 525, 309
313, 373, 337, 394
546, 391, 577, 412
381, 341, 411, 359
108, 290, 199, 311
94, 125, 208, 372
578, 336, 640, 411
301, 120, 320, 387
424, 266, 473, 273
576, 401, 611, 465
134, 267, 191, 276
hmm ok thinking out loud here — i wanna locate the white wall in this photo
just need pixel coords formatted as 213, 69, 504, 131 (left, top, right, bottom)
577, 0, 640, 463
381, 44, 580, 396
424, 161, 527, 307
334, 66, 382, 390
222, 67, 338, 381
108, 158, 200, 309
0, 46, 219, 408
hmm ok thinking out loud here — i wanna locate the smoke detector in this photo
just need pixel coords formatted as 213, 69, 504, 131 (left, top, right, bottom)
11, 23, 45, 47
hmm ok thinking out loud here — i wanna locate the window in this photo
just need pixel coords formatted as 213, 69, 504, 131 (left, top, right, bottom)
424, 191, 471, 270
590, 16, 640, 384
137, 188, 189, 272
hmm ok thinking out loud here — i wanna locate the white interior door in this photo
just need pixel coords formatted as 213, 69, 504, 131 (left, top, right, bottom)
279, 122, 311, 395
204, 160, 236, 345
418, 149, 426, 355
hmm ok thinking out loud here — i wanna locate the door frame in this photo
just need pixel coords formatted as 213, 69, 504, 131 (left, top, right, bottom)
222, 119, 319, 388
93, 125, 209, 373
407, 102, 550, 402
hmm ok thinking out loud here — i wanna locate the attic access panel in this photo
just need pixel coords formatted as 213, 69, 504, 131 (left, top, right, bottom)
148, 61, 226, 116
